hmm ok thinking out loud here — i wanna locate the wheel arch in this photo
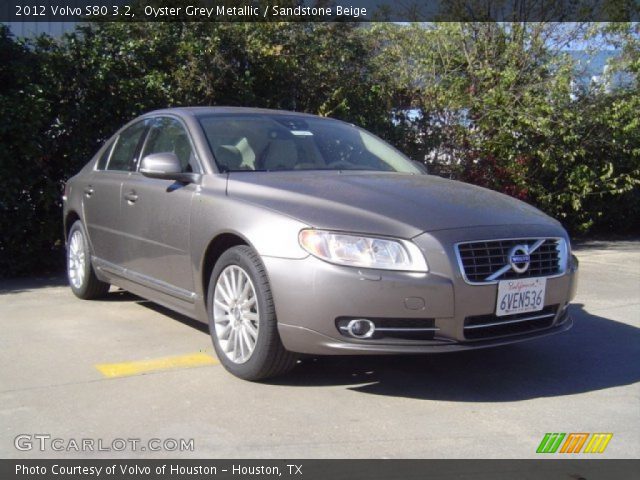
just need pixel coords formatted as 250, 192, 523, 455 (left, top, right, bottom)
200, 232, 254, 306
64, 210, 81, 241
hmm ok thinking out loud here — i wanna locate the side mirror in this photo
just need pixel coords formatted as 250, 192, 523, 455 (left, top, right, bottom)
139, 153, 200, 183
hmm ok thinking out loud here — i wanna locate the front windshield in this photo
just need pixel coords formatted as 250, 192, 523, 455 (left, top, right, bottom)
198, 114, 421, 174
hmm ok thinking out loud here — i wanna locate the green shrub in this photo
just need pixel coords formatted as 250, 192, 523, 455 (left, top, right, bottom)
0, 22, 638, 277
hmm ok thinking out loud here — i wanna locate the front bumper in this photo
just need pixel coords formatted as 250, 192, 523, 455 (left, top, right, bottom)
277, 314, 573, 355
264, 225, 578, 355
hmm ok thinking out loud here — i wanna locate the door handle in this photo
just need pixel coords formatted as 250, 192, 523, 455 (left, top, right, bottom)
124, 191, 138, 203
84, 186, 94, 197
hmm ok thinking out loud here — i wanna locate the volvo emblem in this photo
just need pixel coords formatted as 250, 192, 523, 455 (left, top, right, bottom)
508, 245, 531, 273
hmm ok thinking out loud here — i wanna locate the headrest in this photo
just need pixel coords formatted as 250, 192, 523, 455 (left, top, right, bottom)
264, 140, 297, 170
215, 145, 243, 171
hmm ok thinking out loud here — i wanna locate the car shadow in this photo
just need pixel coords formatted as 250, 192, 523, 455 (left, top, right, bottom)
267, 304, 640, 402
135, 298, 210, 334
98, 288, 210, 334
0, 275, 68, 294
8, 276, 211, 334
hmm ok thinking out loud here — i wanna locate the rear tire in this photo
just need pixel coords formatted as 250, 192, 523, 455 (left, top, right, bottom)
67, 220, 110, 300
207, 246, 298, 381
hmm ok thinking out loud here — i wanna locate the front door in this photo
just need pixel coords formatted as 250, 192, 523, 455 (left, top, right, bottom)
119, 116, 201, 298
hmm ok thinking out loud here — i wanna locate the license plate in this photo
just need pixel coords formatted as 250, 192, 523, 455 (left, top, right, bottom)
496, 278, 546, 317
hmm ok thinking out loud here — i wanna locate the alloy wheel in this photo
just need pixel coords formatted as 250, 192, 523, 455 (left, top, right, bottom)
213, 265, 260, 364
68, 230, 86, 289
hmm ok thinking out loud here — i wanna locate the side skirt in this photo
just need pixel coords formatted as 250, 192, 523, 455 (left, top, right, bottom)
92, 257, 207, 324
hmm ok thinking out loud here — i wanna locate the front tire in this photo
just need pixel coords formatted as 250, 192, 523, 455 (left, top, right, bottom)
67, 220, 110, 299
207, 246, 297, 381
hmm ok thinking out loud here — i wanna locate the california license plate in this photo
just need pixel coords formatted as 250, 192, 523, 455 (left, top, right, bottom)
496, 278, 546, 317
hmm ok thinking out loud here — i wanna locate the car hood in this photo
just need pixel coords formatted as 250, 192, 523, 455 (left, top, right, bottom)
226, 171, 561, 238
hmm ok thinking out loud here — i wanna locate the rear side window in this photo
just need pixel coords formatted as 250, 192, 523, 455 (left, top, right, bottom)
96, 141, 114, 170
107, 122, 146, 171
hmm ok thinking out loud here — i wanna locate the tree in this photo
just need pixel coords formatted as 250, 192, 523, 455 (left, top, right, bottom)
370, 22, 639, 232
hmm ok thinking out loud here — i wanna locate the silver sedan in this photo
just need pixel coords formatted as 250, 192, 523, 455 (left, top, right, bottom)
63, 107, 579, 380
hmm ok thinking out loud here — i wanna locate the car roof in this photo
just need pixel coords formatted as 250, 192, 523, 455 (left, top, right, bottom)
142, 106, 323, 119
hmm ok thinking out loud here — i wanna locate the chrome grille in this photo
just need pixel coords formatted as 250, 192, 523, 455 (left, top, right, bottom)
456, 238, 566, 283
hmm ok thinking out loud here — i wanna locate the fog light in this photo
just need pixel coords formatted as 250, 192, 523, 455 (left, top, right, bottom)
346, 319, 375, 339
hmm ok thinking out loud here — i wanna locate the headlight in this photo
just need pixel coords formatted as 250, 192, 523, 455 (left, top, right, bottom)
298, 229, 428, 272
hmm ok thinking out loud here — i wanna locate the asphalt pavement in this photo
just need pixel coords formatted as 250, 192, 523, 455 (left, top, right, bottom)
1, 241, 638, 458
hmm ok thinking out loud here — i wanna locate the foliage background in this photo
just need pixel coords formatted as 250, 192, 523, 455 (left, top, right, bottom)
1, 21, 638, 277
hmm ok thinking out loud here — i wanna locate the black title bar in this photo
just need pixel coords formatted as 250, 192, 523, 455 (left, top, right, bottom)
2, 0, 639, 23
2, 459, 640, 480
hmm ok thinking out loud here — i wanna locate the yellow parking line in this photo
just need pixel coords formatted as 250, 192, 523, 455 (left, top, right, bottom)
95, 352, 219, 378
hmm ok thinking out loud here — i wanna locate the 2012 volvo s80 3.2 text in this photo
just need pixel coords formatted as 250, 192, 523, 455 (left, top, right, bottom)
63, 107, 579, 380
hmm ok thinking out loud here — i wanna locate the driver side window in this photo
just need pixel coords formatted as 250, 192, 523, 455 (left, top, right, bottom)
139, 117, 198, 173
107, 121, 146, 171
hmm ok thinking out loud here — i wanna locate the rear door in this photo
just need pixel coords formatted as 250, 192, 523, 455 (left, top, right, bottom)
119, 116, 200, 297
83, 121, 147, 267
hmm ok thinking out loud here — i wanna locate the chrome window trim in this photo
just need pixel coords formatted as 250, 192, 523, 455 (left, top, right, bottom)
93, 140, 116, 171
454, 237, 568, 285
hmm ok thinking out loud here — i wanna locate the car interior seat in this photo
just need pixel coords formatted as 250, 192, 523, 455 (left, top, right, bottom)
263, 140, 298, 170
